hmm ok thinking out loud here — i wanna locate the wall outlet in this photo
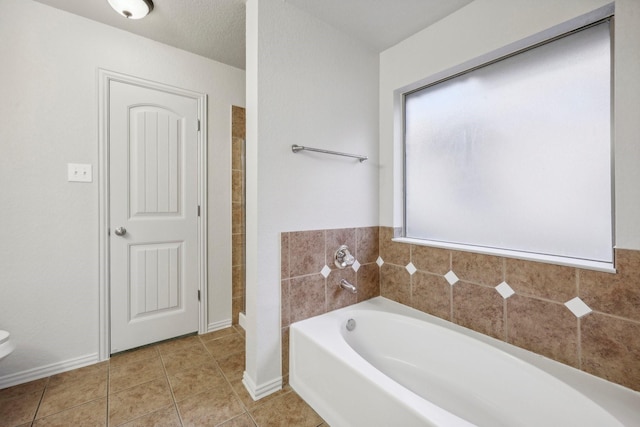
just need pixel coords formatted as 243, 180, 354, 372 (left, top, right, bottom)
67, 163, 92, 182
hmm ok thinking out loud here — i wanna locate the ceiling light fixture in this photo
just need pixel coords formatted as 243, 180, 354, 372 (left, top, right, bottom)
107, 0, 154, 19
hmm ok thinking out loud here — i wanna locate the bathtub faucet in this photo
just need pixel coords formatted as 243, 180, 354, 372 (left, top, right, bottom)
339, 279, 357, 294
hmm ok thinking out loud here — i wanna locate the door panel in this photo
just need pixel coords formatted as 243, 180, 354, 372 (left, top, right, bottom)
109, 81, 199, 353
129, 243, 181, 318
130, 108, 181, 216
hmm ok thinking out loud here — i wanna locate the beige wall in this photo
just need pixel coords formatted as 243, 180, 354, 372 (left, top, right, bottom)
244, 0, 379, 397
0, 0, 244, 386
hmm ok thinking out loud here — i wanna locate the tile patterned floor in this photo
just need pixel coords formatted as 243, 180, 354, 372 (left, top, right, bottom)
0, 326, 326, 427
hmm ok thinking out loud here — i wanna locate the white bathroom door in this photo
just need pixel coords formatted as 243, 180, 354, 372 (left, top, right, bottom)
109, 80, 200, 353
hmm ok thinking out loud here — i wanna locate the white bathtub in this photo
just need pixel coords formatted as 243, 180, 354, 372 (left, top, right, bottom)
290, 297, 640, 427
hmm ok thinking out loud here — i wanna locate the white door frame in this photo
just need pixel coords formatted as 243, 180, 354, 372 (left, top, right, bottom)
97, 69, 208, 360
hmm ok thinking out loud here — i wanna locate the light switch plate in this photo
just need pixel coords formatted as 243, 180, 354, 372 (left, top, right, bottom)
68, 163, 92, 182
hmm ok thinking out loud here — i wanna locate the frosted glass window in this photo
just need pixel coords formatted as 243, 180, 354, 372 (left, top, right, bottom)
404, 21, 612, 264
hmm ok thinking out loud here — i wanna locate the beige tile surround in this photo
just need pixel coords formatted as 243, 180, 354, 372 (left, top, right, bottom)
280, 227, 380, 381
378, 226, 640, 392
231, 106, 246, 325
281, 225, 640, 393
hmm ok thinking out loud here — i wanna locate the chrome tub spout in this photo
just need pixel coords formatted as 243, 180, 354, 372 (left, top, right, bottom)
339, 279, 357, 294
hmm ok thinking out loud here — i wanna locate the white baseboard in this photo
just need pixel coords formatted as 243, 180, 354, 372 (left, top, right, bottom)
238, 312, 246, 330
0, 353, 99, 389
207, 318, 232, 333
242, 371, 282, 401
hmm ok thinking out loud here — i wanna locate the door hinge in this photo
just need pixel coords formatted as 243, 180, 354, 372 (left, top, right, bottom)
197, 290, 201, 302
197, 205, 201, 217
197, 120, 201, 131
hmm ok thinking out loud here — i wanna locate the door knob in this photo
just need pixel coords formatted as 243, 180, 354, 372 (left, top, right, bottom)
114, 227, 127, 236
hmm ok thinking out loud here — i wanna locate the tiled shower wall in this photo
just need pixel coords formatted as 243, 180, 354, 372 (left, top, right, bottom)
280, 227, 380, 382
231, 106, 246, 324
279, 225, 640, 392
378, 227, 640, 392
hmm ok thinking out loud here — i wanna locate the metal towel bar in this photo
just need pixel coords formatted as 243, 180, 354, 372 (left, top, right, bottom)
291, 144, 368, 163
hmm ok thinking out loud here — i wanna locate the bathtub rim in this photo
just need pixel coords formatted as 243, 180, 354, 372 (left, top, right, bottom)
290, 296, 640, 426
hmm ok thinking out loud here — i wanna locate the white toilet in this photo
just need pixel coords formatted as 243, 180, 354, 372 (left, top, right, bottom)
0, 330, 15, 361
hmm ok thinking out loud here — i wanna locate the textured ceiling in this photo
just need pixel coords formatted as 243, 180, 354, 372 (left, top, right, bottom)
32, 0, 474, 70
33, 0, 247, 69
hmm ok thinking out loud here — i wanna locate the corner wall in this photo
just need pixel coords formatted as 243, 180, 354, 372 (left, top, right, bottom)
280, 227, 380, 382
379, 229, 640, 391
274, 225, 640, 392
244, 0, 379, 398
0, 0, 244, 386
378, 0, 640, 393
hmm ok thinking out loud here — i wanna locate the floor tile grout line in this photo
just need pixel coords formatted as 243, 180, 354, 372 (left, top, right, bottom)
29, 376, 49, 425
210, 334, 268, 417
108, 345, 177, 427
199, 332, 243, 348
246, 409, 260, 427
157, 344, 185, 427
30, 395, 108, 426
106, 361, 110, 427
243, 387, 295, 415
108, 346, 164, 393
208, 342, 249, 417
31, 374, 110, 424
176, 401, 185, 427
226, 373, 250, 412
108, 375, 166, 395
112, 381, 177, 426
109, 403, 179, 427
109, 346, 160, 369
157, 341, 203, 359
214, 411, 250, 427
176, 335, 242, 426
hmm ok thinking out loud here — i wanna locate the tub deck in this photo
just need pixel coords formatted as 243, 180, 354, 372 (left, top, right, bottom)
290, 297, 640, 427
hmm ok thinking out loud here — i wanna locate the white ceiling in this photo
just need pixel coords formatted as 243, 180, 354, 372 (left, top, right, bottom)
32, 0, 473, 70
286, 0, 473, 51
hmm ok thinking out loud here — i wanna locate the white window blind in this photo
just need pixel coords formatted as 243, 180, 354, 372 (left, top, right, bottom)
404, 20, 612, 264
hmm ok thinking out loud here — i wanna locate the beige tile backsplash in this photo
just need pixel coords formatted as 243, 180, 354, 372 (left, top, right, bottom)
280, 225, 640, 392
280, 227, 380, 383
378, 226, 640, 392
231, 106, 246, 324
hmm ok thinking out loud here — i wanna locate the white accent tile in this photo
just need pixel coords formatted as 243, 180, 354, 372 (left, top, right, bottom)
565, 297, 592, 318
444, 270, 459, 286
406, 262, 417, 275
352, 260, 361, 272
321, 265, 331, 278
495, 281, 515, 299
376, 256, 384, 267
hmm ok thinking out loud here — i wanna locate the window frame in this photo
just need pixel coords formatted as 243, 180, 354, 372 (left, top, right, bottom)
395, 8, 616, 273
